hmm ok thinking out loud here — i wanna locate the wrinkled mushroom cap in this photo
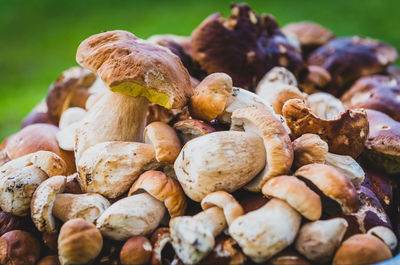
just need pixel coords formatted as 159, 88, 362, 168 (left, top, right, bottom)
76, 30, 192, 109
262, 175, 322, 220
295, 164, 358, 214
129, 170, 187, 217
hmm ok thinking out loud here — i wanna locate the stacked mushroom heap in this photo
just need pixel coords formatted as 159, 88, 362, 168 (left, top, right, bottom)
1, 3, 400, 265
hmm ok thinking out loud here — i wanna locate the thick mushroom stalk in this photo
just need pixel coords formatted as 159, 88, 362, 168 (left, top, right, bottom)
170, 191, 243, 265
74, 30, 192, 162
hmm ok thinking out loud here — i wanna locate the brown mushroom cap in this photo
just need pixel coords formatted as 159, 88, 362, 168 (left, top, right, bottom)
267, 248, 311, 265
308, 36, 398, 96
262, 175, 322, 220
173, 119, 216, 144
46, 66, 96, 124
5, 124, 76, 175
37, 255, 61, 265
144, 122, 182, 163
332, 234, 392, 265
191, 3, 305, 90
189, 73, 232, 121
295, 164, 358, 214
342, 75, 400, 121
129, 170, 187, 217
76, 30, 192, 109
120, 236, 152, 265
0, 230, 40, 265
292, 133, 329, 168
283, 99, 369, 158
282, 21, 334, 49
21, 100, 54, 128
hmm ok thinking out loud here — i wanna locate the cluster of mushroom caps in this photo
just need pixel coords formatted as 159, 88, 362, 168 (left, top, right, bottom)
1, 3, 400, 265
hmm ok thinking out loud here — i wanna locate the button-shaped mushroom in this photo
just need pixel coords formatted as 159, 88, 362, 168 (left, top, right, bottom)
120, 236, 152, 265
0, 230, 41, 265
174, 131, 266, 201
96, 171, 186, 241
77, 141, 158, 199
170, 191, 243, 265
231, 107, 293, 191
74, 30, 192, 162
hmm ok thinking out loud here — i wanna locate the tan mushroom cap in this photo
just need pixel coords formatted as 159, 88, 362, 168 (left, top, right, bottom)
295, 164, 358, 214
283, 99, 369, 158
76, 30, 192, 109
201, 191, 244, 226
282, 21, 334, 47
144, 122, 182, 163
292, 134, 329, 168
31, 175, 67, 233
231, 107, 293, 191
189, 73, 233, 121
262, 175, 322, 220
129, 170, 186, 217
333, 234, 392, 265
120, 236, 152, 265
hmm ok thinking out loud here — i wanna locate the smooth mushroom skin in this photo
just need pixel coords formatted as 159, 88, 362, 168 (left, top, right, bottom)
292, 133, 329, 168
144, 122, 182, 163
5, 124, 75, 174
333, 234, 392, 265
301, 65, 332, 94
229, 199, 301, 263
52, 193, 110, 223
295, 164, 358, 214
58, 218, 103, 265
77, 141, 159, 199
362, 109, 400, 174
341, 75, 400, 121
324, 152, 365, 186
0, 212, 37, 236
174, 131, 266, 202
96, 193, 166, 241
191, 3, 305, 90
262, 175, 322, 220
308, 36, 398, 97
307, 92, 345, 120
267, 248, 311, 265
57, 107, 87, 151
37, 255, 61, 265
120, 236, 152, 265
0, 230, 41, 265
231, 107, 293, 192
21, 100, 54, 128
295, 218, 348, 263
282, 98, 369, 158
30, 175, 67, 233
173, 119, 216, 145
46, 66, 96, 124
43, 231, 59, 253
367, 226, 398, 251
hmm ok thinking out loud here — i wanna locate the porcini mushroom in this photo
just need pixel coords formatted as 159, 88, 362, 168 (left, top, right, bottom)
170, 191, 243, 265
173, 119, 216, 145
367, 226, 398, 251
74, 30, 192, 162
0, 230, 41, 265
307, 92, 345, 120
96, 171, 186, 241
120, 236, 152, 265
56, 107, 87, 151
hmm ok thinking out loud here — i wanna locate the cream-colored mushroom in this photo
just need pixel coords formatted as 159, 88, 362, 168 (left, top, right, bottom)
307, 92, 345, 120
295, 218, 348, 263
56, 107, 87, 151
174, 131, 266, 202
367, 226, 398, 251
170, 191, 243, 265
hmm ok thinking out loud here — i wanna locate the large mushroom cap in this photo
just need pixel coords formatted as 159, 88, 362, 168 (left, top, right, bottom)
76, 30, 192, 109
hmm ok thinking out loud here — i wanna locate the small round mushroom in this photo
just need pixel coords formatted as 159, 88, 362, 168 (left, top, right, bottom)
307, 92, 345, 120
173, 119, 216, 145
262, 175, 322, 220
230, 107, 293, 192
58, 218, 103, 265
174, 131, 266, 201
295, 218, 348, 263
96, 171, 186, 241
120, 236, 152, 265
0, 230, 40, 265
283, 98, 369, 158
30, 175, 67, 233
170, 191, 243, 265
52, 193, 110, 223
229, 198, 301, 263
332, 234, 392, 265
74, 30, 192, 162
77, 141, 159, 199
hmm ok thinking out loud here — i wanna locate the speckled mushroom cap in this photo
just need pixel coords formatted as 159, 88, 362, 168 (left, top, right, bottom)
342, 75, 400, 121
76, 30, 192, 109
283, 99, 369, 158
128, 170, 187, 217
262, 175, 322, 220
295, 164, 358, 214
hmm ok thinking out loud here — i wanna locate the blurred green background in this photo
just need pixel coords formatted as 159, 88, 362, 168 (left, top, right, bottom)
1, 0, 399, 141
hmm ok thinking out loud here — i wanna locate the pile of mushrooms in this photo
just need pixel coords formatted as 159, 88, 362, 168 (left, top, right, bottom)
2, 3, 400, 265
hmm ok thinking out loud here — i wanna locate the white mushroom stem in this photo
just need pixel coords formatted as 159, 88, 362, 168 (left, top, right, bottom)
170, 207, 227, 265
75, 90, 149, 163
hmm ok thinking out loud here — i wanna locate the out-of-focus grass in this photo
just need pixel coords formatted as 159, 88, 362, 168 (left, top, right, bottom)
0, 0, 399, 141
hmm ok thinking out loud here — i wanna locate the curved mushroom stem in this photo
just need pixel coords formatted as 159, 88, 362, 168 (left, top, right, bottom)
75, 90, 149, 163
170, 207, 227, 265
